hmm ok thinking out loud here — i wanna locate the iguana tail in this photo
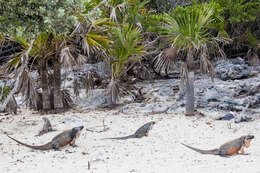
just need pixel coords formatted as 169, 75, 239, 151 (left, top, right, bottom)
7, 135, 52, 150
181, 143, 219, 155
102, 134, 136, 140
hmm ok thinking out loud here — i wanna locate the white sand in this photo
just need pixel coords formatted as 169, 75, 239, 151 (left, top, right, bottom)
0, 108, 259, 173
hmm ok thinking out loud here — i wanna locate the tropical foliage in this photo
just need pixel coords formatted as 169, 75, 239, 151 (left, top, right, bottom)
0, 0, 83, 38
0, 0, 259, 114
152, 1, 230, 115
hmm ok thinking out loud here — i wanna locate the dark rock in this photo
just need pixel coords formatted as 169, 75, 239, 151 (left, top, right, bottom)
214, 58, 252, 81
217, 113, 234, 120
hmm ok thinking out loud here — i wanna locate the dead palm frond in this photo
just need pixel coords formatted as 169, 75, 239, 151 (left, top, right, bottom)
0, 39, 34, 112
5, 96, 18, 115
60, 46, 77, 69
85, 70, 95, 95
107, 77, 120, 104
152, 47, 178, 76
0, 85, 18, 114
18, 70, 42, 110
200, 46, 214, 80
73, 78, 80, 99
61, 89, 73, 109
0, 39, 23, 67
77, 54, 88, 65
103, 0, 126, 23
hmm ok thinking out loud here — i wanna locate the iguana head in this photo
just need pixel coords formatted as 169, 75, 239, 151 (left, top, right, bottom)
71, 126, 84, 139
243, 135, 254, 148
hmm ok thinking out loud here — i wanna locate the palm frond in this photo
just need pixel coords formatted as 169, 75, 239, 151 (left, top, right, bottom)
73, 78, 80, 98
107, 78, 120, 104
103, 0, 126, 22
85, 32, 111, 56
80, 20, 113, 57
61, 89, 73, 109
85, 70, 95, 95
60, 47, 77, 69
5, 96, 18, 115
199, 46, 214, 80
77, 54, 88, 64
111, 24, 146, 79
19, 70, 42, 110
152, 47, 178, 76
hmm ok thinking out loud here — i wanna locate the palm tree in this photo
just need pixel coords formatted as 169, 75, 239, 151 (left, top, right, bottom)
72, 16, 114, 95
5, 33, 75, 113
153, 2, 230, 115
108, 23, 146, 104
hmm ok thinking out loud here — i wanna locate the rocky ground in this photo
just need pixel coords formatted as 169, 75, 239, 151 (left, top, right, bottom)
0, 57, 260, 173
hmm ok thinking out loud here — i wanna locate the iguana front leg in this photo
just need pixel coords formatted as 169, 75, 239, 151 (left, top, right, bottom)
70, 131, 81, 147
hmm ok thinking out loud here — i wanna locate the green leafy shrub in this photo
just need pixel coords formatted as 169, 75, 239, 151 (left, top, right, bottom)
0, 86, 10, 101
0, 0, 84, 38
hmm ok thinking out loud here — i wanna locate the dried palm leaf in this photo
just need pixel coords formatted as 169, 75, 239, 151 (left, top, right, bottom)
77, 54, 88, 65
200, 49, 214, 81
73, 78, 80, 98
0, 85, 18, 114
0, 39, 34, 112
5, 96, 18, 115
19, 70, 42, 110
62, 89, 73, 109
134, 64, 152, 80
152, 47, 177, 76
60, 47, 77, 69
85, 70, 95, 95
107, 78, 120, 104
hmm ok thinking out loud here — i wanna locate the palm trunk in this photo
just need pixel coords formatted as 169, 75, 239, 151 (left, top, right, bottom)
185, 70, 195, 115
52, 57, 64, 112
40, 58, 51, 113
185, 48, 195, 116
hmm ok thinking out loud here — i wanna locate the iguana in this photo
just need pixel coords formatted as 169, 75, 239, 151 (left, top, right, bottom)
181, 135, 254, 156
103, 121, 155, 140
7, 126, 84, 150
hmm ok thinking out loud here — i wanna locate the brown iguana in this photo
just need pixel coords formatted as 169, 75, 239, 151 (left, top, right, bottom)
7, 126, 84, 150
181, 135, 254, 156
36, 117, 56, 136
103, 121, 155, 140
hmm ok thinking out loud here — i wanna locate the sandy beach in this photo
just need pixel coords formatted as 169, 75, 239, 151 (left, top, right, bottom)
0, 107, 259, 173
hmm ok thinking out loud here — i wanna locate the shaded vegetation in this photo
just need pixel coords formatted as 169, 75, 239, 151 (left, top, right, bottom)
0, 0, 259, 114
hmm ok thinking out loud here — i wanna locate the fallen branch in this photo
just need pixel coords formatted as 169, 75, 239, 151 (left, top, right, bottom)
85, 119, 110, 133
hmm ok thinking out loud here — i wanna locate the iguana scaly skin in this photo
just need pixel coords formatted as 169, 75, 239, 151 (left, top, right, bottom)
103, 121, 155, 140
7, 126, 84, 150
181, 135, 254, 156
36, 117, 56, 136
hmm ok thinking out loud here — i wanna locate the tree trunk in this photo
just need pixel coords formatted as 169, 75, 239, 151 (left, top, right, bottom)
40, 58, 51, 113
185, 70, 195, 115
52, 57, 64, 112
184, 48, 195, 116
